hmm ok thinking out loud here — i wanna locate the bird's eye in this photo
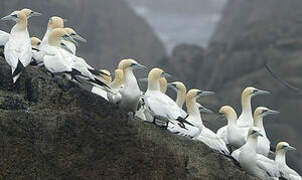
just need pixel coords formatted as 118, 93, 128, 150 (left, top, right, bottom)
12, 14, 18, 18
60, 42, 66, 46
262, 109, 268, 114
252, 89, 258, 94
70, 33, 76, 36
130, 63, 136, 67
37, 42, 41, 46
282, 145, 287, 149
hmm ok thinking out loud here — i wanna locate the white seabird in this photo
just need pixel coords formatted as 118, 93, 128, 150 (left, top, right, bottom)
168, 81, 187, 108
217, 87, 270, 144
42, 28, 80, 76
238, 127, 280, 180
275, 142, 301, 180
218, 105, 249, 149
143, 68, 194, 128
41, 16, 65, 47
0, 8, 41, 49
185, 89, 229, 155
30, 37, 55, 66
107, 69, 124, 104
2, 11, 32, 83
253, 107, 279, 157
118, 59, 146, 115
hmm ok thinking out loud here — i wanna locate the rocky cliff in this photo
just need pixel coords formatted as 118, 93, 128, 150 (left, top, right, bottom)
0, 0, 166, 69
159, 0, 302, 173
0, 59, 257, 179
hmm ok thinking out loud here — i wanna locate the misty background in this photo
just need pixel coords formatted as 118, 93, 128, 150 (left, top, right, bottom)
0, 0, 301, 174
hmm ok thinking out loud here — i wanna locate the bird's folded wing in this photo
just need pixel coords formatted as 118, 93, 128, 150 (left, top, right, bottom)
256, 157, 280, 178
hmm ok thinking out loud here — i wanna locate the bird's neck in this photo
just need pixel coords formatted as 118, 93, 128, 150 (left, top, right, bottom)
275, 150, 286, 165
11, 20, 27, 33
187, 99, 200, 117
147, 77, 160, 91
176, 89, 186, 108
241, 95, 252, 115
246, 136, 258, 153
111, 78, 123, 89
254, 116, 266, 136
123, 68, 138, 88
227, 114, 237, 126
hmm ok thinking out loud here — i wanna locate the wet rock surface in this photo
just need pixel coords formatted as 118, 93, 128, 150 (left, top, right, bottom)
0, 59, 257, 179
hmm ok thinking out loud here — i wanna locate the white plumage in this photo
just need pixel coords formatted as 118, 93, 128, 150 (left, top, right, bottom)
3, 11, 32, 83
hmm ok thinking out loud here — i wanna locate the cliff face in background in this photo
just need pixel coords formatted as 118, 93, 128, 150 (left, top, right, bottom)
0, 0, 166, 69
160, 0, 302, 173
0, 59, 257, 179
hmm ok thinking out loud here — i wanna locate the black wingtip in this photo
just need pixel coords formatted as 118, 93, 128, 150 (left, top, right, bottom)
12, 59, 25, 83
90, 78, 110, 89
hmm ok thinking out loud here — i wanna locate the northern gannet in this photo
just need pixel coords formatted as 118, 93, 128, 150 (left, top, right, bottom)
0, 8, 41, 50
30, 37, 55, 66
107, 69, 124, 104
217, 87, 270, 144
63, 27, 86, 55
41, 16, 65, 47
238, 127, 280, 180
118, 59, 146, 114
135, 77, 167, 121
185, 89, 229, 154
168, 81, 187, 108
275, 142, 301, 180
253, 107, 279, 156
218, 105, 248, 149
2, 11, 32, 83
143, 68, 193, 128
42, 28, 80, 76
159, 77, 167, 93
91, 69, 112, 100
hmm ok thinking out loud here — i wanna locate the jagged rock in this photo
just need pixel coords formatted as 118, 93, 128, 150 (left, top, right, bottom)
0, 59, 257, 179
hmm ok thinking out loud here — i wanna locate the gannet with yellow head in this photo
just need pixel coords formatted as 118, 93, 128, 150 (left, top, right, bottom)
62, 27, 86, 55
143, 68, 193, 128
275, 142, 300, 180
185, 89, 229, 155
217, 87, 270, 144
168, 81, 187, 108
42, 28, 77, 75
218, 105, 249, 148
159, 77, 167, 93
238, 127, 281, 180
41, 16, 65, 47
253, 107, 279, 157
107, 69, 124, 104
0, 8, 41, 49
118, 58, 146, 114
2, 11, 32, 83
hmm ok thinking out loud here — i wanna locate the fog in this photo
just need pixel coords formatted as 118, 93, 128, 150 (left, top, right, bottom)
126, 0, 227, 53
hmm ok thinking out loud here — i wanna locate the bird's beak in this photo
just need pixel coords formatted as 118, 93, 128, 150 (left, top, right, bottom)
255, 131, 263, 137
73, 33, 87, 42
255, 89, 270, 95
267, 109, 280, 115
286, 146, 296, 151
62, 34, 78, 47
197, 90, 215, 97
1, 15, 14, 21
161, 72, 172, 78
30, 11, 42, 17
199, 106, 214, 114
60, 42, 73, 54
135, 63, 147, 70
167, 83, 177, 91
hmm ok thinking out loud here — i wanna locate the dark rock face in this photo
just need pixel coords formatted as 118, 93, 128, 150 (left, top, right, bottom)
0, 59, 257, 179
159, 0, 302, 173
0, 0, 166, 69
